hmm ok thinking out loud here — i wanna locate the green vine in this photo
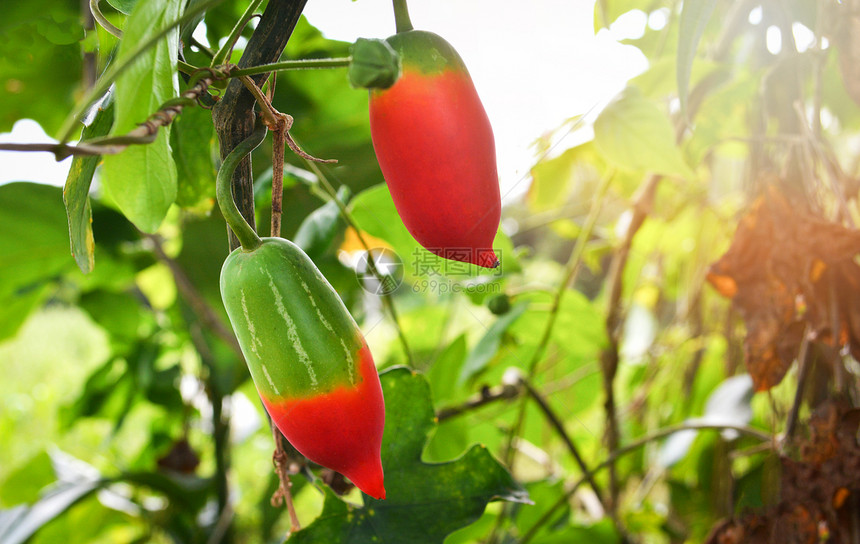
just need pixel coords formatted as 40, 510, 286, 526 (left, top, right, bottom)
211, 0, 266, 67
392, 0, 414, 33
216, 121, 268, 252
58, 0, 227, 143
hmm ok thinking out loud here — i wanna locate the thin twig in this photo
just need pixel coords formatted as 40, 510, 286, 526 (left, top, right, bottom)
436, 382, 522, 421
239, 75, 336, 164
2, 69, 222, 161
503, 168, 615, 465
0, 141, 118, 157
489, 168, 615, 544
270, 427, 301, 533
303, 159, 415, 367
784, 325, 812, 442
519, 422, 772, 544
520, 378, 608, 509
265, 112, 300, 530
230, 57, 351, 77
270, 118, 287, 237
600, 173, 660, 510
146, 234, 243, 359
59, 0, 226, 142
188, 325, 234, 543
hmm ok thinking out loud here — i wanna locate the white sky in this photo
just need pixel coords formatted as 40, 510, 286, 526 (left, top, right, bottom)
0, 1, 648, 202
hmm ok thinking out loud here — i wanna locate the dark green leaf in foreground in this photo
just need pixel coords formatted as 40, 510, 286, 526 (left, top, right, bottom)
100, 0, 181, 232
0, 183, 72, 341
0, 2, 83, 135
170, 104, 216, 213
63, 97, 115, 274
459, 302, 529, 384
291, 368, 529, 544
293, 185, 351, 259
106, 0, 137, 15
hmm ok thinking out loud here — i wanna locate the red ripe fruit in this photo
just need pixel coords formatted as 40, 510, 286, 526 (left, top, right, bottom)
369, 30, 501, 268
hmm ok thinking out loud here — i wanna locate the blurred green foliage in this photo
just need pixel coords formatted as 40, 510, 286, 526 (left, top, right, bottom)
3, 0, 859, 543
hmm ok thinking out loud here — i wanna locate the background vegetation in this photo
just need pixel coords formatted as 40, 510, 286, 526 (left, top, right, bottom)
1, 0, 859, 543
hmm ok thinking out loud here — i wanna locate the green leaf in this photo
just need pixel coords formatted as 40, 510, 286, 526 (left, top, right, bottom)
426, 334, 468, 405
0, 480, 102, 544
349, 183, 420, 260
0, 183, 72, 340
594, 87, 695, 179
101, 0, 182, 232
530, 518, 621, 544
291, 368, 529, 544
170, 104, 216, 213
0, 452, 55, 508
0, 183, 71, 296
459, 303, 529, 383
512, 289, 608, 360
0, 2, 83, 134
293, 186, 351, 258
0, 284, 51, 343
677, 0, 717, 120
60, 358, 128, 429
350, 184, 509, 278
64, 97, 115, 274
106, 0, 137, 15
77, 290, 147, 343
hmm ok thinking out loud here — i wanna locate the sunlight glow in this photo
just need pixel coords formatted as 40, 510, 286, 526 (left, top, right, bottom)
766, 25, 782, 55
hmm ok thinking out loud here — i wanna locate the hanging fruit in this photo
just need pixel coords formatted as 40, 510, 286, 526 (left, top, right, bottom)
217, 123, 386, 499
368, 0, 501, 268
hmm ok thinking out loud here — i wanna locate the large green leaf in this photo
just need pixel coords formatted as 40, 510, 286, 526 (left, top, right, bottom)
0, 183, 73, 341
426, 334, 468, 405
64, 97, 115, 274
0, 184, 71, 295
677, 0, 718, 120
0, 1, 83, 134
0, 284, 51, 343
101, 0, 181, 232
0, 452, 56, 508
459, 302, 529, 383
290, 368, 529, 544
349, 183, 420, 262
349, 184, 511, 279
106, 0, 137, 14
170, 104, 216, 213
293, 185, 350, 259
593, 87, 695, 179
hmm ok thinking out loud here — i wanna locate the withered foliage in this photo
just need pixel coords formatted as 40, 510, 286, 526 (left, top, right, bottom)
707, 186, 860, 391
705, 401, 860, 544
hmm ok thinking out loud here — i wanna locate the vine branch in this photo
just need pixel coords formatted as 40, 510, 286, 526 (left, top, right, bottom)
59, 0, 226, 142
1, 68, 223, 161
303, 159, 415, 366
146, 233, 243, 359
436, 382, 522, 422
89, 0, 123, 38
520, 422, 772, 543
